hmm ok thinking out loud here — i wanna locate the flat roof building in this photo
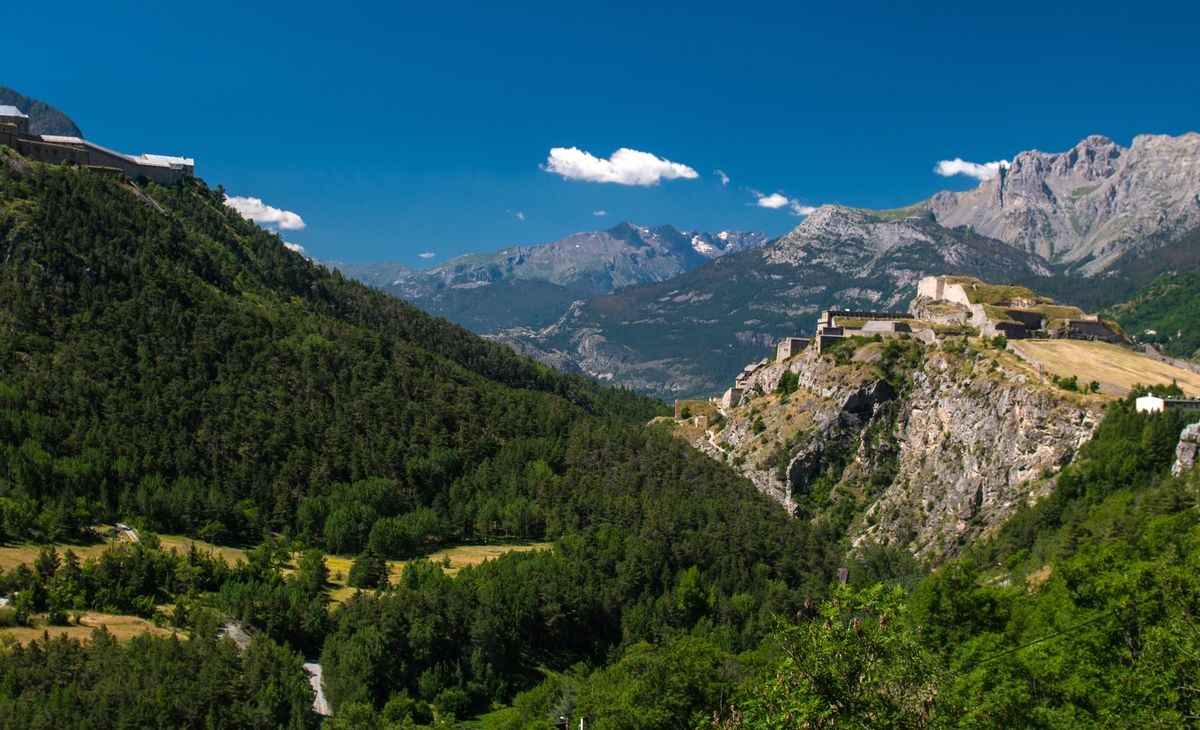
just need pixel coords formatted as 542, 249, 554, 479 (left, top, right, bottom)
1135, 395, 1200, 414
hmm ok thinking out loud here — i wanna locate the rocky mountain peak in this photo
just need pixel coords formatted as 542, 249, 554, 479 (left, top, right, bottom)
764, 203, 1038, 275
604, 220, 647, 240
1048, 134, 1122, 180
926, 131, 1200, 274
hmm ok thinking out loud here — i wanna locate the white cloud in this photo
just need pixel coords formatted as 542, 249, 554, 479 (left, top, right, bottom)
933, 157, 1010, 182
543, 146, 699, 186
751, 190, 814, 216
756, 192, 790, 209
506, 209, 525, 221
714, 169, 730, 186
418, 252, 436, 259
593, 210, 608, 217
224, 195, 306, 230
282, 242, 305, 254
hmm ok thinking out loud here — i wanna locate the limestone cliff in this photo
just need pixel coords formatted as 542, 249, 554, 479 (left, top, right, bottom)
686, 336, 1102, 560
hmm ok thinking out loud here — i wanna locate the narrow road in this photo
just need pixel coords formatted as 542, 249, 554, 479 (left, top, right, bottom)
304, 662, 331, 717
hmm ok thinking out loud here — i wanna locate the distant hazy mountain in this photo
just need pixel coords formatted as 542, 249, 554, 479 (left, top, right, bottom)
0, 85, 83, 136
924, 133, 1200, 275
326, 261, 417, 289
330, 223, 767, 331
519, 205, 1050, 396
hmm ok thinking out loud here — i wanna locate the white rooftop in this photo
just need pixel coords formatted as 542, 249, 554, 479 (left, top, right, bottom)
0, 105, 28, 118
136, 153, 195, 168
39, 134, 85, 145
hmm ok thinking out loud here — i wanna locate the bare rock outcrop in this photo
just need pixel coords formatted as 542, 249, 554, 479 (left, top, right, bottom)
1173, 423, 1200, 477
700, 339, 1101, 560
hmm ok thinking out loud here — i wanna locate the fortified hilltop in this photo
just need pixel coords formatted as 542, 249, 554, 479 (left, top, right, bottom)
0, 104, 193, 185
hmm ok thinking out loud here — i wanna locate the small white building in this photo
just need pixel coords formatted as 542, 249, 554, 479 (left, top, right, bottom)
1137, 395, 1165, 413
1135, 395, 1200, 414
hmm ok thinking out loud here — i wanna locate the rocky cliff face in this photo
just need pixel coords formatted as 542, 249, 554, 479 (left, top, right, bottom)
926, 133, 1200, 275
687, 337, 1101, 559
1173, 422, 1200, 477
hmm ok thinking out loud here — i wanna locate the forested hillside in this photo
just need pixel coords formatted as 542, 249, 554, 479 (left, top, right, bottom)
0, 150, 671, 545
1, 151, 1197, 728
484, 390, 1200, 728
0, 152, 840, 725
1107, 262, 1200, 360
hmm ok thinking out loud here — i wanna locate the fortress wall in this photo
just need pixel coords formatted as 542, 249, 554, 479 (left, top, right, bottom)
916, 276, 972, 307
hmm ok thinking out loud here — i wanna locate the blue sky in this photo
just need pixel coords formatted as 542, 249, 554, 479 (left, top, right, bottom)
6, 1, 1199, 265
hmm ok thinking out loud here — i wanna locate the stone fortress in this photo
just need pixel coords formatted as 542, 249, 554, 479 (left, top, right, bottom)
914, 275, 1123, 343
0, 105, 194, 185
711, 274, 1127, 409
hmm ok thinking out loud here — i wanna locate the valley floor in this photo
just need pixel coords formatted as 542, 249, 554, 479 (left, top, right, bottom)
0, 537, 554, 641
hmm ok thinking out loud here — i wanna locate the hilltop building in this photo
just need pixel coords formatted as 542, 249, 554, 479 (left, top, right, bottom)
1135, 395, 1200, 414
0, 105, 193, 185
776, 337, 810, 361
735, 359, 770, 389
914, 275, 1124, 344
815, 309, 915, 351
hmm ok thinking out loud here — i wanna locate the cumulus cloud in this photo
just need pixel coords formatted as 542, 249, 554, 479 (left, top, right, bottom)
543, 146, 699, 186
593, 210, 608, 217
714, 169, 730, 186
282, 242, 305, 254
756, 192, 790, 209
751, 190, 814, 216
506, 209, 525, 221
933, 157, 1010, 182
418, 252, 436, 259
224, 195, 306, 230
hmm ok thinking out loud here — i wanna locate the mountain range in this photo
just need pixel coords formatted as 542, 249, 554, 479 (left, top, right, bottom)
518, 206, 1053, 395
330, 132, 1200, 398
329, 223, 766, 331
338, 132, 1200, 398
925, 133, 1200, 274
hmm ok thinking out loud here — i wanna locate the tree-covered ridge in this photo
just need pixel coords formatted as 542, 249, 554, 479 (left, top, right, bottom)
0, 154, 842, 724
1107, 265, 1200, 360
0, 153, 662, 545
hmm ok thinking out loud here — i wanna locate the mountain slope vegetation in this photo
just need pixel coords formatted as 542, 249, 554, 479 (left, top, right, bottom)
0, 152, 842, 724
0, 150, 677, 543
1106, 260, 1200, 360
490, 392, 1200, 728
